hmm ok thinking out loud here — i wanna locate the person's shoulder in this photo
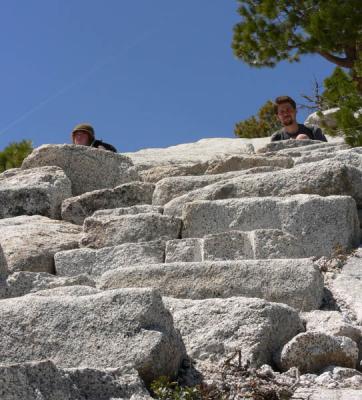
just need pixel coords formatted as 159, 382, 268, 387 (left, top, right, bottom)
302, 124, 328, 142
270, 129, 283, 142
92, 139, 117, 152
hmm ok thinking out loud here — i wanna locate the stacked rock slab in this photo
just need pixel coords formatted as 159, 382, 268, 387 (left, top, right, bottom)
61, 182, 155, 225
0, 215, 82, 273
181, 195, 360, 257
0, 166, 71, 219
163, 158, 362, 216
0, 361, 152, 400
98, 259, 324, 311
0, 139, 361, 397
0, 287, 185, 385
22, 144, 139, 195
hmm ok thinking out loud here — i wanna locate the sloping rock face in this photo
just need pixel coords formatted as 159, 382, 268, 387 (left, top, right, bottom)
80, 213, 182, 248
61, 182, 155, 225
0, 361, 152, 400
0, 215, 82, 273
98, 259, 324, 311
1, 139, 362, 396
0, 287, 185, 385
276, 332, 358, 373
22, 144, 139, 195
181, 195, 360, 257
55, 240, 165, 277
164, 297, 303, 367
124, 137, 254, 171
0, 166, 71, 219
331, 247, 362, 324
163, 159, 362, 216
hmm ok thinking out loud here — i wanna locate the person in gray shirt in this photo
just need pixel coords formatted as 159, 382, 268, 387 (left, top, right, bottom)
271, 96, 327, 142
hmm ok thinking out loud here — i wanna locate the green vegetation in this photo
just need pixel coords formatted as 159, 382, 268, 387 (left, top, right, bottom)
234, 100, 280, 138
0, 140, 33, 173
319, 67, 362, 147
232, 0, 362, 92
150, 376, 201, 400
231, 1, 362, 143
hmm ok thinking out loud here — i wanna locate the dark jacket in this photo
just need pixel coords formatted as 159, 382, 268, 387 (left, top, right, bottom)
90, 139, 117, 153
271, 124, 327, 142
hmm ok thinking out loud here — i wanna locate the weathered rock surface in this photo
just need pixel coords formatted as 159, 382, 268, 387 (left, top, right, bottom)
276, 332, 359, 373
0, 360, 152, 400
61, 182, 155, 225
0, 287, 185, 384
164, 296, 303, 367
124, 138, 254, 170
81, 213, 182, 249
22, 144, 139, 195
140, 163, 209, 182
304, 107, 340, 128
0, 271, 95, 298
92, 204, 163, 219
55, 240, 165, 277
166, 229, 325, 261
203, 154, 293, 174
292, 388, 362, 400
163, 159, 362, 216
257, 139, 343, 154
165, 238, 203, 262
98, 259, 324, 311
331, 247, 362, 324
181, 196, 360, 257
0, 166, 71, 219
0, 216, 82, 273
302, 310, 362, 343
153, 166, 281, 206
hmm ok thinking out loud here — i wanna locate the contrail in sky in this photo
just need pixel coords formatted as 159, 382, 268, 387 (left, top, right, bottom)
0, 29, 156, 138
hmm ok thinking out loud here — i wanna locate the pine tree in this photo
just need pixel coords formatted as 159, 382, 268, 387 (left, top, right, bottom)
234, 100, 281, 138
319, 68, 362, 147
232, 0, 362, 92
0, 140, 33, 173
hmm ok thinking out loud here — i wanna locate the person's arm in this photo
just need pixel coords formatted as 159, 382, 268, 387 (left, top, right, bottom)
270, 131, 282, 142
313, 127, 328, 142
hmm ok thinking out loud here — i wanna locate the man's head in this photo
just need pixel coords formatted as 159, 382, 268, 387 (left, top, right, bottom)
274, 96, 297, 127
71, 123, 95, 146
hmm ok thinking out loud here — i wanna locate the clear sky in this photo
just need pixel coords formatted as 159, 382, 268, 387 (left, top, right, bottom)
0, 1, 335, 152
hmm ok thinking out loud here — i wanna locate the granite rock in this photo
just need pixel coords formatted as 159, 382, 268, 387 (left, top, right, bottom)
153, 166, 280, 206
302, 310, 362, 343
55, 240, 165, 277
0, 215, 82, 273
163, 159, 362, 216
0, 271, 95, 298
276, 332, 359, 373
98, 258, 324, 311
22, 144, 139, 195
80, 213, 181, 249
181, 195, 360, 258
125, 138, 254, 170
331, 247, 362, 324
61, 182, 155, 225
0, 360, 152, 400
0, 166, 72, 219
204, 154, 293, 174
164, 296, 303, 367
0, 287, 186, 385
92, 204, 163, 219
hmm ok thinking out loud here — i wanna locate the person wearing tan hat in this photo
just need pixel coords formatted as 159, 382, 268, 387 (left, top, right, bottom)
71, 123, 117, 152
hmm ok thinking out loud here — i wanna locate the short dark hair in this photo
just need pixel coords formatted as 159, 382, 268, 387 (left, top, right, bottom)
274, 96, 296, 114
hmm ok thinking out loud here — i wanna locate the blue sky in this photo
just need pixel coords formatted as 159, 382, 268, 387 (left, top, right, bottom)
0, 1, 335, 152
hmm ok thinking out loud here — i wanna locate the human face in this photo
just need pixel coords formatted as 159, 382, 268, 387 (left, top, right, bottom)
277, 102, 297, 126
73, 130, 91, 146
